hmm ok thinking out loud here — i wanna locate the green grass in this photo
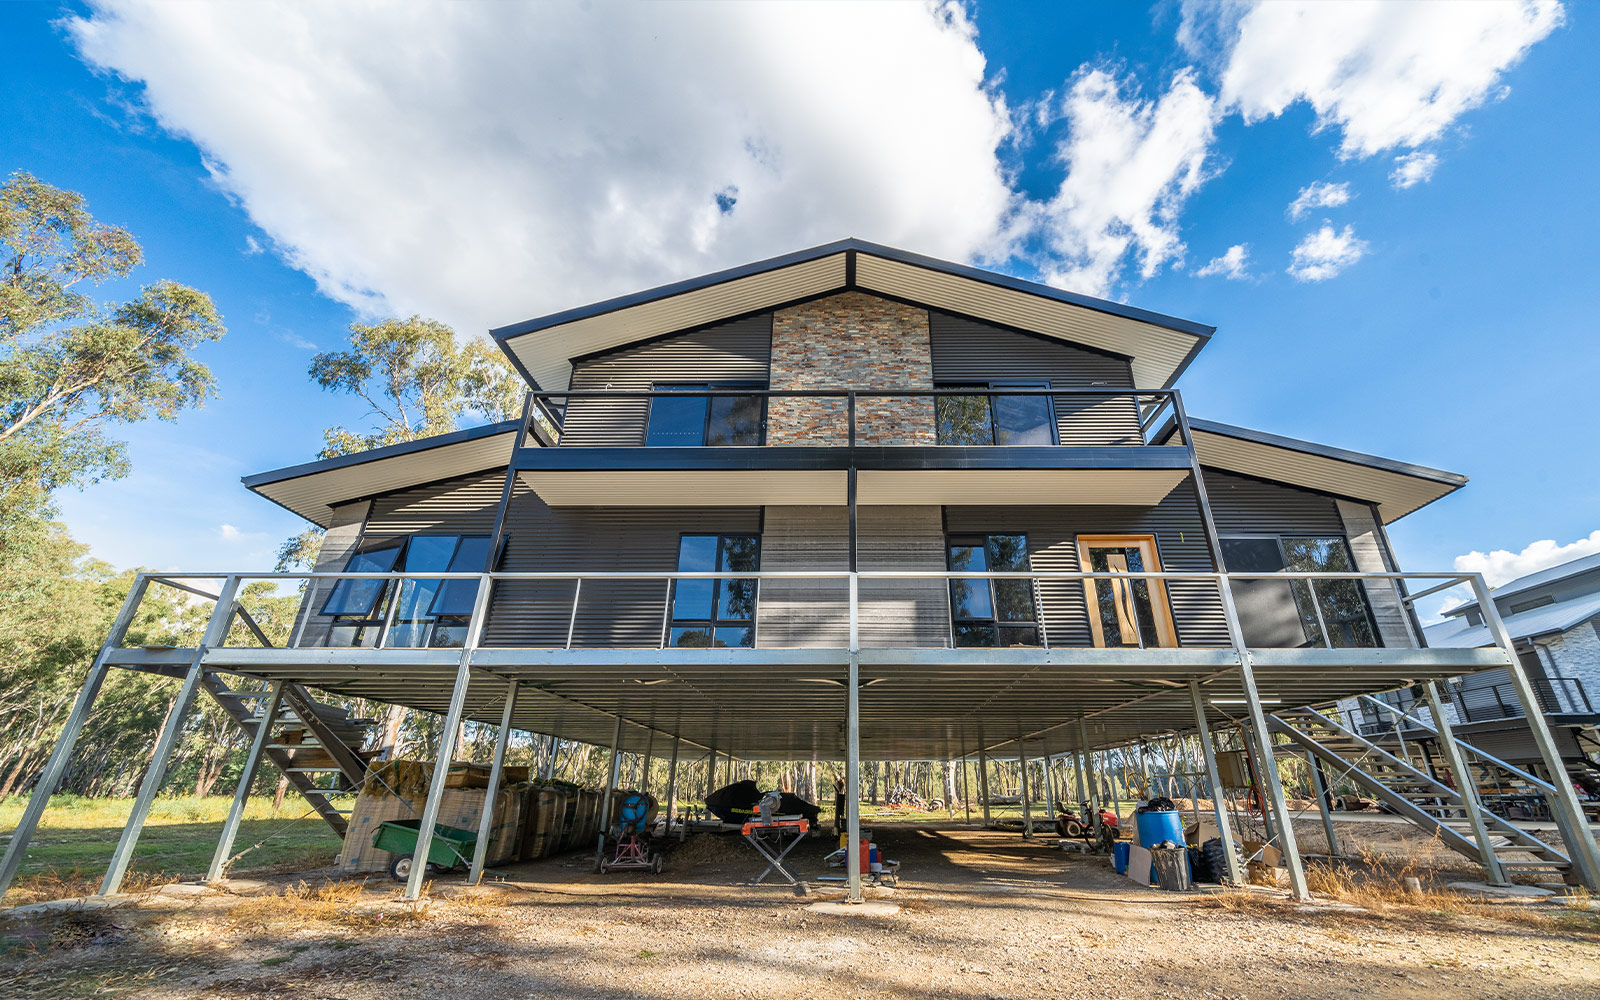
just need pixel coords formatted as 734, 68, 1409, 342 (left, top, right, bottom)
0, 794, 342, 902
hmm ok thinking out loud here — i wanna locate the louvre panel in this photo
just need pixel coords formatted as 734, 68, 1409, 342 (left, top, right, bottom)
559, 314, 772, 446
929, 311, 1144, 446
944, 482, 1229, 649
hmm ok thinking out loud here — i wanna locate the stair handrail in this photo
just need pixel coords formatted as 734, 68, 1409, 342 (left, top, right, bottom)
1356, 694, 1557, 794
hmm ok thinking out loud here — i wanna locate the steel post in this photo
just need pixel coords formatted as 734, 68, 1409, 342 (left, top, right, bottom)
1308, 755, 1340, 860
664, 738, 681, 832
1017, 733, 1033, 839
468, 680, 520, 885
846, 572, 863, 903
977, 740, 992, 827
961, 755, 972, 825
103, 577, 242, 894
542, 735, 557, 781
404, 576, 494, 900
1188, 682, 1243, 885
1217, 577, 1309, 900
208, 680, 285, 882
1240, 723, 1278, 843
1421, 681, 1505, 884
640, 726, 655, 795
1041, 746, 1057, 822
594, 715, 625, 873
1470, 575, 1600, 889
0, 576, 151, 898
1078, 716, 1103, 842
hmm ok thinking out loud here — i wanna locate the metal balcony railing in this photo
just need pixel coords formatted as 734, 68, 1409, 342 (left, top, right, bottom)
123, 569, 1489, 657
531, 387, 1181, 449
1453, 677, 1593, 722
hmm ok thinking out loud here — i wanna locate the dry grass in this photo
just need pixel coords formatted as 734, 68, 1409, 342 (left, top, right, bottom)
3, 868, 166, 907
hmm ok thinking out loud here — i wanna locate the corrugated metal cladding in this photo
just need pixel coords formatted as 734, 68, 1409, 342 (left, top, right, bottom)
482, 480, 761, 648
1200, 469, 1344, 537
945, 481, 1229, 648
364, 474, 506, 533
928, 311, 1142, 446
758, 506, 950, 648
558, 314, 772, 446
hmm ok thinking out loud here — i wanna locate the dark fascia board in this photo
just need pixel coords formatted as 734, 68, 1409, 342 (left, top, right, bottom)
490, 237, 1216, 357
242, 419, 522, 489
1152, 417, 1469, 488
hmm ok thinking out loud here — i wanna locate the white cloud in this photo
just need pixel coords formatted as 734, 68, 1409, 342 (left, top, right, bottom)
1390, 151, 1441, 189
1184, 0, 1563, 157
66, 2, 1019, 335
275, 331, 318, 352
1454, 530, 1600, 588
1033, 68, 1219, 295
1286, 181, 1351, 221
1286, 223, 1368, 281
218, 523, 240, 540
1194, 244, 1251, 280
243, 234, 264, 255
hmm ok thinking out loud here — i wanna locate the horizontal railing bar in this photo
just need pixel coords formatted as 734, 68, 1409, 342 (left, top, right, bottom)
529, 388, 1174, 399
1397, 578, 1471, 604
1357, 694, 1557, 794
134, 569, 1480, 584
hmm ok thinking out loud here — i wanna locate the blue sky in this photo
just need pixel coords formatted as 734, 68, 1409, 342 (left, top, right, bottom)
3, 1, 1596, 611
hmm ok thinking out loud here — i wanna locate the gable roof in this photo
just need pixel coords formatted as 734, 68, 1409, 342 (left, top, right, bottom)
491, 238, 1214, 394
1153, 417, 1467, 523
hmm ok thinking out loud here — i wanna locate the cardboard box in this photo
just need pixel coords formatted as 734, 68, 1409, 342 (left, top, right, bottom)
1184, 817, 1220, 847
1215, 750, 1251, 788
1240, 839, 1283, 867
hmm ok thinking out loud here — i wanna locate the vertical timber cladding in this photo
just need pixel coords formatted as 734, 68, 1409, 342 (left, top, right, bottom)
559, 314, 772, 446
928, 311, 1143, 445
945, 480, 1229, 648
762, 291, 949, 646
767, 291, 937, 445
482, 480, 762, 648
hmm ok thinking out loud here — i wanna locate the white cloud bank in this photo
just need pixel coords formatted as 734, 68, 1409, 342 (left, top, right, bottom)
1390, 151, 1441, 189
1194, 244, 1251, 280
1286, 181, 1352, 221
1287, 224, 1368, 281
64, 0, 1567, 329
1455, 530, 1600, 588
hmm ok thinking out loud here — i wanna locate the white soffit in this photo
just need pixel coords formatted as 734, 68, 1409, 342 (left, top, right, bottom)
1186, 428, 1463, 523
857, 468, 1188, 506
507, 253, 847, 392
853, 254, 1195, 390
247, 429, 517, 527
519, 469, 848, 506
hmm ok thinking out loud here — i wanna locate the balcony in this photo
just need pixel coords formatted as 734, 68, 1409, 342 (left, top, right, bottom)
515, 388, 1194, 506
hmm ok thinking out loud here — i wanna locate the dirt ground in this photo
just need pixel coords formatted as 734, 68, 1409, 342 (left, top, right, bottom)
3, 823, 1598, 1000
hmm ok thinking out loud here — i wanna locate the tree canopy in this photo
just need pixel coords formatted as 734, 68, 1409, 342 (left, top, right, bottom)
0, 171, 225, 536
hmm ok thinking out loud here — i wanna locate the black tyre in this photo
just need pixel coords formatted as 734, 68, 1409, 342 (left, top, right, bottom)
389, 853, 414, 883
1199, 837, 1232, 884
1063, 819, 1086, 838
652, 854, 663, 874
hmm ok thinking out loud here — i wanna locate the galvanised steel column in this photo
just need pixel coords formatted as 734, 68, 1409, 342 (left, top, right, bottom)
1308, 755, 1341, 860
468, 680, 520, 885
1471, 575, 1600, 890
1420, 682, 1505, 884
1078, 716, 1103, 843
594, 715, 625, 873
207, 680, 285, 882
977, 736, 992, 827
405, 575, 495, 900
1188, 682, 1243, 885
102, 576, 241, 895
1041, 744, 1057, 822
705, 748, 719, 802
1217, 578, 1309, 900
541, 735, 557, 781
1017, 732, 1033, 839
0, 575, 150, 898
846, 571, 863, 903
640, 726, 655, 795
664, 738, 681, 836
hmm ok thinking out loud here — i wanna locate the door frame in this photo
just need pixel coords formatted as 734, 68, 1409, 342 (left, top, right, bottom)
1075, 534, 1179, 649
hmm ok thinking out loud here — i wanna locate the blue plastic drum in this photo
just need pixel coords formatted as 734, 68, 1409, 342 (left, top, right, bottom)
1135, 808, 1184, 849
1112, 840, 1131, 874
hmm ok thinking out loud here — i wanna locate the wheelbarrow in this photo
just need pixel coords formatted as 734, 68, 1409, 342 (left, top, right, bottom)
371, 818, 484, 883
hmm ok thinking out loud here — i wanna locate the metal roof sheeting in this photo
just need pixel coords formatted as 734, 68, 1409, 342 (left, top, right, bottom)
1444, 551, 1600, 617
492, 239, 1213, 393
1155, 418, 1466, 523
1424, 593, 1600, 649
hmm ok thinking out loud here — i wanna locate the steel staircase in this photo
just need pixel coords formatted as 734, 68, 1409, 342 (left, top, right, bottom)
200, 671, 373, 838
1268, 706, 1574, 882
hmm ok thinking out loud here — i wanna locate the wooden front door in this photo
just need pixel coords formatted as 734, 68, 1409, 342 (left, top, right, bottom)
1076, 534, 1178, 649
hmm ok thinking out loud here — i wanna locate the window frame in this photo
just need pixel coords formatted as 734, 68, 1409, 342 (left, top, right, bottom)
945, 532, 1043, 648
322, 532, 495, 648
1074, 533, 1179, 649
1219, 532, 1382, 649
933, 381, 1058, 447
665, 532, 762, 648
644, 381, 769, 447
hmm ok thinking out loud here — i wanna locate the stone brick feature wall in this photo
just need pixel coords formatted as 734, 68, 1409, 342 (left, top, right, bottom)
766, 292, 936, 446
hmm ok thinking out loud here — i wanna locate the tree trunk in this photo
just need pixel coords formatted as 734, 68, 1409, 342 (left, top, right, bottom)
378, 703, 408, 759
272, 773, 289, 811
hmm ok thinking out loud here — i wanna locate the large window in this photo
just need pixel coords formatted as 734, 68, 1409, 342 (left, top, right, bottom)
323, 534, 491, 648
667, 534, 760, 648
645, 383, 766, 446
947, 534, 1040, 647
1221, 535, 1378, 648
935, 383, 1055, 446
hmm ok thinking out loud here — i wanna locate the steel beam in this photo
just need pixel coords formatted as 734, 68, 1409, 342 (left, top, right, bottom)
1470, 575, 1600, 890
468, 680, 520, 885
208, 680, 285, 882
1188, 682, 1242, 885
0, 576, 151, 897
103, 576, 241, 895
